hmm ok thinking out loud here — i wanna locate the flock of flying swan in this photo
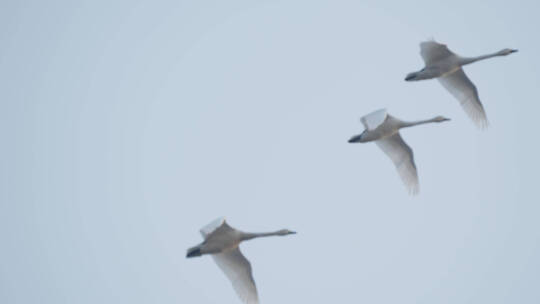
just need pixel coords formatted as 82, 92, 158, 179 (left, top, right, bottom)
351, 41, 517, 193
186, 40, 517, 303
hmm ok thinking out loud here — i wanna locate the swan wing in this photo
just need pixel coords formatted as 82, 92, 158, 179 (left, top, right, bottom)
213, 248, 259, 304
376, 133, 419, 194
361, 109, 388, 130
200, 217, 233, 238
438, 68, 488, 129
420, 41, 455, 65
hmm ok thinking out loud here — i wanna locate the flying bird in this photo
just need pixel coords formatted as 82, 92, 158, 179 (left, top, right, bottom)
186, 217, 296, 304
405, 40, 517, 129
348, 109, 450, 194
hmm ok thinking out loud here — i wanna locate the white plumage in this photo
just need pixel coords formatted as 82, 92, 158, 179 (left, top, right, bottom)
212, 249, 258, 304
376, 133, 419, 195
406, 40, 517, 129
361, 108, 388, 130
349, 109, 450, 194
437, 69, 487, 128
187, 218, 296, 304
200, 217, 226, 237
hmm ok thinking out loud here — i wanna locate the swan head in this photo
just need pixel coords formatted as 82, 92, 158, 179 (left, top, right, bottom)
276, 229, 296, 236
498, 48, 518, 56
433, 116, 450, 123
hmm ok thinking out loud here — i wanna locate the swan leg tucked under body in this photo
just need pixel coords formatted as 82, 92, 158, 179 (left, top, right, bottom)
348, 109, 450, 195
187, 218, 296, 304
405, 40, 517, 129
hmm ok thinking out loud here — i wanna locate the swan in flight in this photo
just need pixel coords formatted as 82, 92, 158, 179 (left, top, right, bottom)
186, 217, 296, 304
348, 109, 450, 194
405, 40, 517, 129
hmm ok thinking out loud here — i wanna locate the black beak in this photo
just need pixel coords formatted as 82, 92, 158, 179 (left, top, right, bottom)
511, 49, 518, 53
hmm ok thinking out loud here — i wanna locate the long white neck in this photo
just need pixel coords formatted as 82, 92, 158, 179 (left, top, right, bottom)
459, 51, 504, 65
240, 231, 283, 241
400, 117, 441, 128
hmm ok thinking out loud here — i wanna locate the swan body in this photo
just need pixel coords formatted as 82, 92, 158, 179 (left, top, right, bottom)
348, 109, 450, 194
405, 40, 517, 129
187, 218, 296, 304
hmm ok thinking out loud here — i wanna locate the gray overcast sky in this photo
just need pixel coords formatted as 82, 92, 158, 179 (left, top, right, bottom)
1, 0, 539, 303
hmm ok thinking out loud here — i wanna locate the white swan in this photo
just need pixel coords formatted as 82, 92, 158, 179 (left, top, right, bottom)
187, 218, 296, 304
348, 109, 450, 194
405, 40, 517, 129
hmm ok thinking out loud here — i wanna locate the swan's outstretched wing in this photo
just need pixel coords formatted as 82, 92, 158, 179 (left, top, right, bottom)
200, 217, 234, 239
420, 41, 455, 65
213, 248, 259, 304
376, 133, 419, 194
438, 69, 488, 129
361, 109, 387, 130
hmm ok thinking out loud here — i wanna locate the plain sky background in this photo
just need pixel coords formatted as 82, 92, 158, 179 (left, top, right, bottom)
1, 0, 539, 303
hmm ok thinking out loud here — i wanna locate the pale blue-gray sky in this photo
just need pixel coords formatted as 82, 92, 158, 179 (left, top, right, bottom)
1, 0, 539, 303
